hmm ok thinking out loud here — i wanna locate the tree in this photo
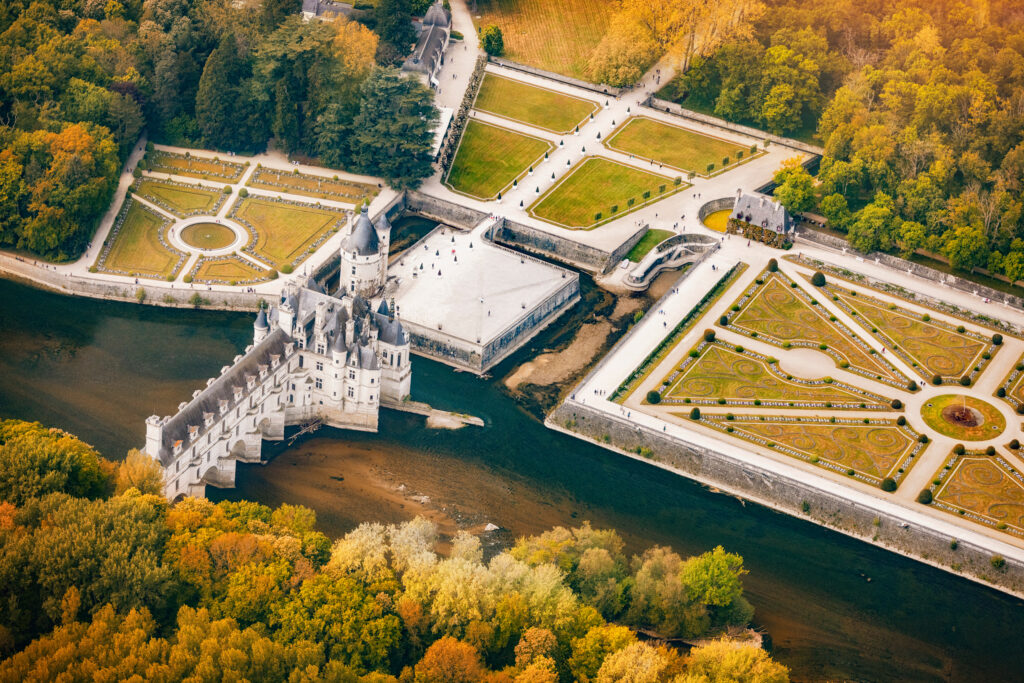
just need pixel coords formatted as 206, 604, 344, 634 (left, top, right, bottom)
0, 420, 115, 504
261, 0, 300, 33
195, 33, 260, 152
349, 68, 438, 190
376, 0, 415, 51
588, 16, 657, 86
848, 193, 898, 254
569, 625, 637, 683
116, 448, 164, 495
595, 641, 683, 683
481, 25, 504, 57
943, 224, 988, 272
818, 193, 851, 232
414, 636, 487, 683
772, 159, 815, 213
680, 546, 753, 629
684, 639, 790, 682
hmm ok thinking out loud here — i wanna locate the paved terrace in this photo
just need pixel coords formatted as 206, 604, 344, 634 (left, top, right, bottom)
390, 217, 576, 354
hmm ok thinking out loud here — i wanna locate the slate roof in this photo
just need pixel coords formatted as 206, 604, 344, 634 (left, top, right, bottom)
730, 194, 792, 234
343, 206, 380, 256
403, 19, 447, 76
254, 308, 268, 329
156, 328, 289, 466
423, 2, 450, 27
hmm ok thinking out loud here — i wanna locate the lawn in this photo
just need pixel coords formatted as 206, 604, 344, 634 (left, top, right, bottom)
703, 416, 921, 485
605, 117, 754, 176
133, 179, 224, 217
530, 158, 679, 229
446, 119, 552, 199
626, 229, 674, 262
146, 150, 245, 182
180, 223, 236, 250
920, 394, 1006, 441
247, 168, 377, 204
97, 200, 182, 279
192, 257, 268, 284
473, 73, 598, 133
232, 197, 344, 268
933, 455, 1024, 535
830, 288, 993, 382
724, 272, 907, 385
474, 0, 617, 81
660, 342, 889, 409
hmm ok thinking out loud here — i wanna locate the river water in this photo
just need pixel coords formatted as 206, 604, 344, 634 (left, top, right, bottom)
1, 275, 1022, 681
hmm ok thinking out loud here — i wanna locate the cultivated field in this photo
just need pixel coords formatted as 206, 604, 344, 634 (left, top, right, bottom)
146, 150, 245, 182
97, 201, 182, 280
530, 157, 678, 228
133, 179, 224, 217
605, 117, 754, 175
446, 119, 552, 199
247, 168, 377, 204
474, 0, 615, 80
474, 74, 598, 133
232, 198, 344, 268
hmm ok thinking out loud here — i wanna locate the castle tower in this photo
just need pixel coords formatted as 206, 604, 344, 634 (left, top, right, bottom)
340, 205, 387, 298
253, 307, 269, 344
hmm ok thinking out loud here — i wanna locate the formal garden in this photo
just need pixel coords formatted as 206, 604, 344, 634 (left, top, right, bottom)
91, 199, 186, 280
189, 255, 271, 286
996, 354, 1024, 412
929, 450, 1024, 537
473, 73, 599, 133
179, 223, 236, 251
230, 196, 347, 271
142, 150, 246, 182
920, 394, 1006, 441
604, 117, 763, 177
721, 270, 909, 387
246, 167, 377, 204
701, 414, 924, 486
445, 119, 553, 199
132, 179, 227, 218
529, 157, 684, 228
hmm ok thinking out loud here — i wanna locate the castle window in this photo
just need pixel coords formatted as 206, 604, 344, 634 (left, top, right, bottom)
299, 356, 304, 368
317, 343, 325, 355
370, 377, 374, 384
315, 361, 323, 372
347, 387, 354, 398
351, 266, 356, 275
315, 378, 323, 390
349, 370, 355, 380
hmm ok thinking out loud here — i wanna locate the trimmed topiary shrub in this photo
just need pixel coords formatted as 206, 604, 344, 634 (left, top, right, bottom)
810, 271, 826, 287
281, 264, 294, 274
993, 333, 1003, 345
907, 381, 918, 391
703, 329, 716, 343
896, 416, 906, 426
932, 374, 942, 385
953, 444, 966, 455
985, 445, 996, 455
959, 375, 971, 386
881, 477, 897, 492
268, 269, 278, 280
918, 434, 929, 444
719, 315, 729, 326
223, 186, 232, 194
917, 489, 933, 504
646, 390, 661, 404
1010, 439, 1020, 450
891, 398, 902, 409
689, 407, 701, 420
997, 387, 1006, 398
239, 188, 249, 197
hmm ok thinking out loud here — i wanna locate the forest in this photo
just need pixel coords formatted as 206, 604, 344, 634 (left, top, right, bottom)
662, 0, 1024, 280
0, 0, 437, 261
0, 419, 789, 681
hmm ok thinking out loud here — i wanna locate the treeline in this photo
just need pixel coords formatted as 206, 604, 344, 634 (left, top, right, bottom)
665, 0, 1024, 279
0, 418, 789, 681
0, 0, 437, 260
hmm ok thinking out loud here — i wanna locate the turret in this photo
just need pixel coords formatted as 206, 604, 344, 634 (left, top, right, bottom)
253, 307, 269, 344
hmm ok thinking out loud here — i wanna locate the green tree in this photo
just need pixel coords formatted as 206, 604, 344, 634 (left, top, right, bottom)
848, 192, 898, 253
0, 420, 114, 504
819, 193, 851, 232
569, 624, 637, 683
375, 0, 415, 50
772, 159, 815, 213
684, 639, 790, 682
349, 68, 438, 190
260, 0, 300, 32
115, 448, 164, 495
481, 25, 504, 57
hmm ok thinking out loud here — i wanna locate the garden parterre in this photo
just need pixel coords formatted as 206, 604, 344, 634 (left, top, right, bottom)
145, 150, 245, 182
93, 198, 185, 281
473, 73, 599, 133
132, 179, 226, 218
530, 157, 683, 229
190, 255, 270, 285
604, 117, 760, 176
230, 196, 346, 270
247, 167, 377, 204
930, 451, 1024, 538
446, 119, 553, 200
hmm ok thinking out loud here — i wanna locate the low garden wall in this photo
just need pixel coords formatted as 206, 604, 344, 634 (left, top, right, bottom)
698, 197, 735, 221
491, 217, 639, 274
487, 56, 623, 97
796, 226, 1024, 311
642, 96, 824, 156
405, 191, 489, 230
547, 400, 1024, 598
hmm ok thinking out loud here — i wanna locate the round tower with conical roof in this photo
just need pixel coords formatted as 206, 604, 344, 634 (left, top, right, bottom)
340, 205, 388, 298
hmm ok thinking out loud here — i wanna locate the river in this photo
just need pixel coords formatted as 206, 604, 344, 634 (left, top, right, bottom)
0, 275, 1021, 681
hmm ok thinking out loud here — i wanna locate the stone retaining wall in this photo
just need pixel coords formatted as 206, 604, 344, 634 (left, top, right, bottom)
548, 401, 1024, 597
405, 191, 489, 230
698, 197, 735, 221
796, 226, 1024, 310
487, 56, 623, 97
643, 96, 824, 156
492, 217, 643, 274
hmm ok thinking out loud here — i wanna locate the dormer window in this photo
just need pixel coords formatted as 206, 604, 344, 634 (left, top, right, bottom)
233, 386, 243, 401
